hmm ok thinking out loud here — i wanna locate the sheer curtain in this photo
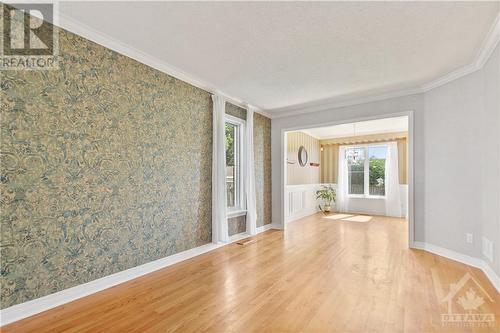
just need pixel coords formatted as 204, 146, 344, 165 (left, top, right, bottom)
211, 95, 228, 243
385, 142, 402, 217
336, 146, 348, 212
245, 106, 257, 235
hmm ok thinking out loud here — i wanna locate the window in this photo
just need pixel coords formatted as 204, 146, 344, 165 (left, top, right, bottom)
346, 145, 387, 197
347, 148, 365, 195
368, 146, 387, 196
225, 115, 245, 212
225, 122, 237, 207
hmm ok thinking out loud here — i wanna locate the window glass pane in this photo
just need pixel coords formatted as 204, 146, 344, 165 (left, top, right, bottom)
225, 123, 236, 207
347, 148, 365, 195
369, 146, 387, 196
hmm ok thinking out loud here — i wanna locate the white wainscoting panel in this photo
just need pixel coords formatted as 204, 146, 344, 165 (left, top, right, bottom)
285, 184, 326, 223
318, 184, 407, 217
285, 183, 408, 221
400, 184, 408, 218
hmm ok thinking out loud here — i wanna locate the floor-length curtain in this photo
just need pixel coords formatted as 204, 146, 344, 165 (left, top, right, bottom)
336, 146, 348, 212
245, 106, 257, 235
385, 142, 402, 217
212, 95, 228, 243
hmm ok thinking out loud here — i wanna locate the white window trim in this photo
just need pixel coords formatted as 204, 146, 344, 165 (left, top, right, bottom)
227, 210, 247, 218
343, 142, 388, 199
225, 114, 247, 215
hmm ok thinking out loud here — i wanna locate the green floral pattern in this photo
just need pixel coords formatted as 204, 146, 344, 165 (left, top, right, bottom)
0, 25, 216, 308
225, 102, 247, 120
254, 113, 272, 227
228, 215, 246, 236
0, 20, 271, 308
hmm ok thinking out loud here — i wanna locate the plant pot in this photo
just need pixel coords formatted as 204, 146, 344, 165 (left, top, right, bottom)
323, 205, 331, 212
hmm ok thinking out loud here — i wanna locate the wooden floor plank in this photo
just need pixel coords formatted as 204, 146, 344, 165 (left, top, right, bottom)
2, 213, 499, 332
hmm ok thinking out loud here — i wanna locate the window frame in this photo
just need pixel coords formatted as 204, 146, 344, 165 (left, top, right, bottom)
344, 143, 388, 199
224, 114, 247, 217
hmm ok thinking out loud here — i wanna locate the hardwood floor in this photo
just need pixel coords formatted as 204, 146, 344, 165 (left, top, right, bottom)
2, 213, 499, 333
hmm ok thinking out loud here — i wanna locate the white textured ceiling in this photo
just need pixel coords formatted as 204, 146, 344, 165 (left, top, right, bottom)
300, 116, 408, 140
58, 2, 499, 112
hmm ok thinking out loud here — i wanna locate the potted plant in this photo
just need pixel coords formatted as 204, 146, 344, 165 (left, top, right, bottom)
316, 185, 336, 213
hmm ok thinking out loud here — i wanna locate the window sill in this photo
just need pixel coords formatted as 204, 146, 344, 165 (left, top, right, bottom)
227, 210, 247, 218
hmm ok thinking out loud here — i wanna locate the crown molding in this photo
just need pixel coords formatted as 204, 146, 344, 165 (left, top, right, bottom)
57, 13, 273, 119
475, 12, 500, 70
286, 129, 321, 140
270, 12, 500, 118
298, 130, 321, 140
319, 131, 408, 145
270, 87, 423, 119
421, 12, 500, 92
419, 62, 479, 92
57, 9, 499, 121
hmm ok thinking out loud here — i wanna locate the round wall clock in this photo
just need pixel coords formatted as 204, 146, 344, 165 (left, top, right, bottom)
298, 146, 308, 167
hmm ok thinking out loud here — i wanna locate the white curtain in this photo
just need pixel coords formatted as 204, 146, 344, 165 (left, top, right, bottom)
212, 95, 228, 243
245, 106, 258, 235
336, 146, 348, 212
385, 142, 402, 217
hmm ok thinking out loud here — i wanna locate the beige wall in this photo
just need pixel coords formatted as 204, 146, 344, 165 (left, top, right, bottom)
321, 144, 339, 184
319, 132, 408, 184
397, 138, 408, 184
287, 132, 320, 185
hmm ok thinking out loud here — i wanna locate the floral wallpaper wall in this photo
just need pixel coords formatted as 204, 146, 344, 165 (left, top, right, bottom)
0, 21, 271, 309
228, 215, 246, 236
0, 25, 216, 308
225, 102, 247, 120
254, 113, 272, 228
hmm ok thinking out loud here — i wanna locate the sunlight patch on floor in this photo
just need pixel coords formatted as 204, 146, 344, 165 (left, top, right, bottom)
324, 214, 354, 220
342, 215, 372, 222
323, 214, 373, 222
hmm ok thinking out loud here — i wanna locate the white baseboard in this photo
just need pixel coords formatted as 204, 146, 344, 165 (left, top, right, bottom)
229, 223, 277, 241
481, 261, 500, 293
286, 208, 320, 224
345, 208, 385, 216
0, 242, 220, 326
269, 223, 283, 230
267, 222, 284, 230
0, 224, 275, 326
229, 231, 251, 242
413, 241, 500, 293
257, 223, 274, 233
5, 233, 496, 327
413, 241, 483, 267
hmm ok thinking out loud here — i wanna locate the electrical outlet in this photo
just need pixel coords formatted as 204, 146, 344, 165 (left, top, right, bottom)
466, 233, 473, 244
490, 242, 495, 262
482, 237, 494, 262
